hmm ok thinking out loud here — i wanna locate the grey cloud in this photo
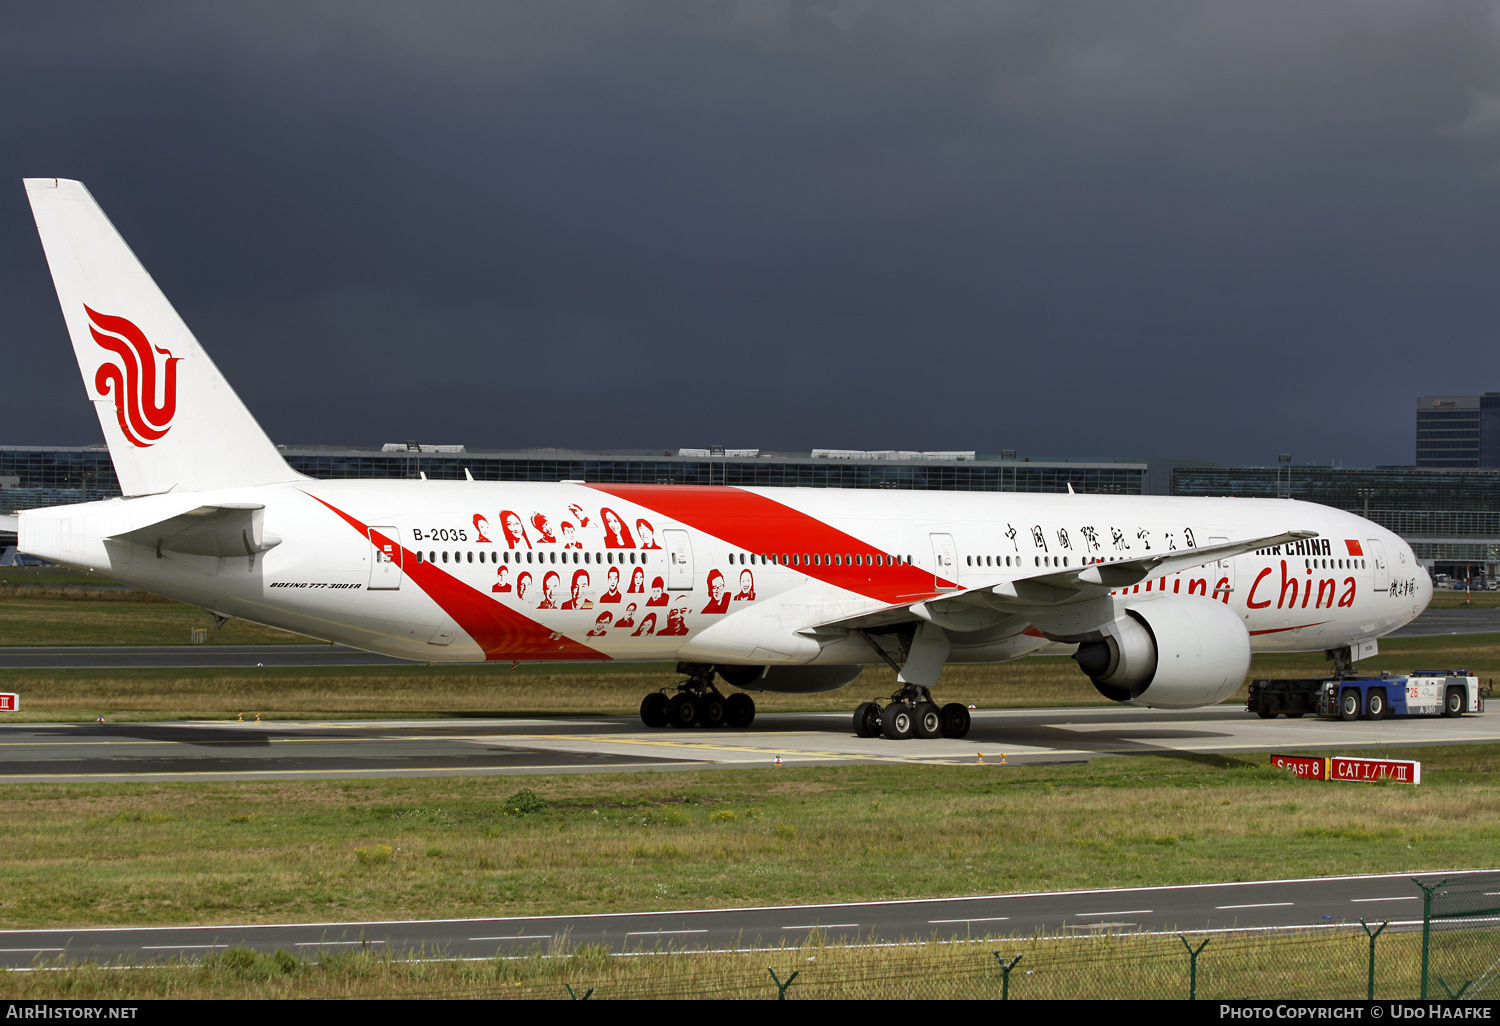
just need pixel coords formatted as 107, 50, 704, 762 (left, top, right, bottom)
3, 2, 1500, 465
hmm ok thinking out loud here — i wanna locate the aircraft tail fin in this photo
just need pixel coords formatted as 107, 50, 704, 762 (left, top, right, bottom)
24, 178, 301, 496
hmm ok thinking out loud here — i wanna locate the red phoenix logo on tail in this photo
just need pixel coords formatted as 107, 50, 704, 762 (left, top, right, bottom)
84, 306, 179, 448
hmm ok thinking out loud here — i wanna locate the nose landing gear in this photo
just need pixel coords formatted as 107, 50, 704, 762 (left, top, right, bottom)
639, 663, 756, 729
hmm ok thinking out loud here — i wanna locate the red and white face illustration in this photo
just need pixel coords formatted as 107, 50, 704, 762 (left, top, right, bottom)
531, 513, 556, 543
501, 511, 530, 549
561, 522, 578, 548
636, 519, 658, 549
473, 514, 492, 543
648, 576, 666, 604
541, 571, 561, 607
571, 569, 589, 603
708, 570, 725, 604
492, 565, 511, 592
737, 569, 754, 598
628, 567, 646, 593
516, 571, 533, 603
601, 508, 635, 548
567, 504, 592, 527
633, 613, 657, 636
606, 567, 620, 592
85, 306, 180, 448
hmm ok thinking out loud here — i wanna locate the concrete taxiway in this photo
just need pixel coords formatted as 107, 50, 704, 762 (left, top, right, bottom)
0, 871, 1488, 967
0, 703, 1494, 783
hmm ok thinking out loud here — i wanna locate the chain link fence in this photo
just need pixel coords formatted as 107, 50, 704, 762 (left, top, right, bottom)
8, 877, 1497, 999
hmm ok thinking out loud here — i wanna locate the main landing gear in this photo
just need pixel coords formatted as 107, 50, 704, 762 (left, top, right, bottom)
853, 686, 971, 741
848, 622, 971, 741
639, 663, 756, 730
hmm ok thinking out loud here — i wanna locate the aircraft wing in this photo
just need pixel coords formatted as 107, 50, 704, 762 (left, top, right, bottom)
803, 528, 1318, 636
108, 503, 282, 558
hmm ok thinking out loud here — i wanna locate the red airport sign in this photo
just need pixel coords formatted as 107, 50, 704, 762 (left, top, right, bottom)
0, 693, 16, 712
1271, 754, 1420, 785
1270, 754, 1325, 779
1329, 755, 1420, 785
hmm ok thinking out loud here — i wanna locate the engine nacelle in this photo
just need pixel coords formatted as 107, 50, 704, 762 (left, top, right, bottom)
1070, 596, 1250, 709
715, 664, 863, 693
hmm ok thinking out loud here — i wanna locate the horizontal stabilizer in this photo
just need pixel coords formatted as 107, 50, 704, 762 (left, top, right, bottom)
109, 504, 282, 558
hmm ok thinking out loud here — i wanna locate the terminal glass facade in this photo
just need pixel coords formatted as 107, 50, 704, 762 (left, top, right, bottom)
0, 446, 1143, 520
1171, 464, 1500, 574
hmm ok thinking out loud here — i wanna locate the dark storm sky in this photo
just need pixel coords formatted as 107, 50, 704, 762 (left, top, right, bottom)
4, 2, 1500, 466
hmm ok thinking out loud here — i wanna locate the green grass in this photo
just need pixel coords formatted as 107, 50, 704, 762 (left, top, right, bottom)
1427, 589, 1500, 608
0, 568, 308, 646
0, 927, 1473, 999
0, 746, 1495, 931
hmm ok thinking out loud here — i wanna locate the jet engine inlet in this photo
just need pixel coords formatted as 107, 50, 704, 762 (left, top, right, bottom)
1071, 597, 1251, 709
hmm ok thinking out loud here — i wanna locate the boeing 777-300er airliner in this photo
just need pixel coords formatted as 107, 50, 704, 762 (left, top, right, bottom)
9, 179, 1433, 740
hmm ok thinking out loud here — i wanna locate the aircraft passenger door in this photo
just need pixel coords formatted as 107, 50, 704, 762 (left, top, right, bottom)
929, 533, 959, 590
665, 529, 694, 591
1367, 539, 1389, 591
368, 527, 403, 590
1208, 535, 1234, 603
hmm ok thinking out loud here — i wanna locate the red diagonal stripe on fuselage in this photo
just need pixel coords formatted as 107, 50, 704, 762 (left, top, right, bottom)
585, 483, 953, 602
307, 493, 606, 662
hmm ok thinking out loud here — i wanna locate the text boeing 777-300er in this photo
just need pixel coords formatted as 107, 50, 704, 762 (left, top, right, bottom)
8, 178, 1432, 740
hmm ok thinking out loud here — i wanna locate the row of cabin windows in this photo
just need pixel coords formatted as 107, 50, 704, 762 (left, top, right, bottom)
966, 554, 1073, 568
738, 553, 912, 567
416, 549, 651, 566
959, 554, 1374, 573
410, 548, 914, 569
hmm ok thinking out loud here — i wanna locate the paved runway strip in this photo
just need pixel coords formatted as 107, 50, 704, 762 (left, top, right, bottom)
0, 704, 1493, 782
0, 871, 1487, 967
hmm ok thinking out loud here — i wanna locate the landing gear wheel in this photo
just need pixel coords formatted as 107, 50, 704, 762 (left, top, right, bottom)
913, 702, 941, 739
853, 702, 882, 738
726, 693, 756, 729
640, 692, 669, 728
667, 694, 699, 729
1339, 688, 1360, 722
697, 695, 728, 728
1284, 711, 1305, 718
1256, 709, 1277, 719
1366, 689, 1387, 720
881, 703, 914, 740
939, 703, 971, 739
1444, 687, 1465, 718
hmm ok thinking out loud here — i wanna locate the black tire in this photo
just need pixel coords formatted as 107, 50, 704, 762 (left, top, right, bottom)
912, 702, 941, 739
881, 703, 914, 740
667, 694, 698, 729
697, 695, 727, 728
1284, 711, 1305, 719
939, 703, 971, 739
640, 692, 669, 728
1256, 708, 1277, 719
1444, 687, 1465, 718
1366, 689, 1387, 720
1339, 689, 1360, 722
726, 693, 755, 729
853, 702, 881, 738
